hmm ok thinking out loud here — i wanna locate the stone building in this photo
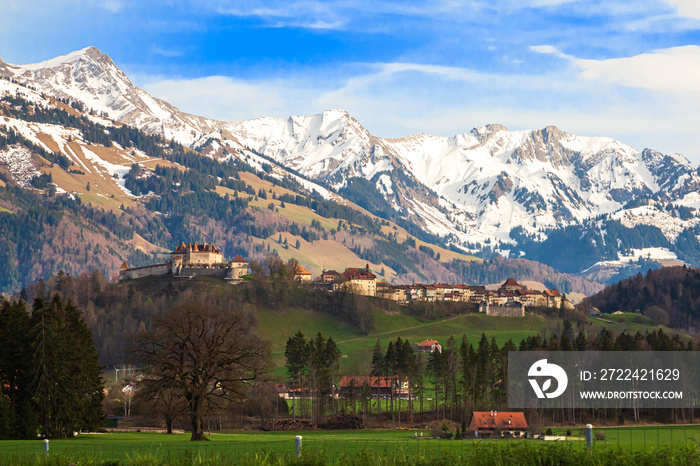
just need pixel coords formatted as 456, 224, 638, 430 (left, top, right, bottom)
337, 265, 377, 297
170, 241, 224, 267
119, 242, 247, 284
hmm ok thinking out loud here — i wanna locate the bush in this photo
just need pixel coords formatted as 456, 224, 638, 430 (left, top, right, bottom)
429, 420, 458, 439
595, 430, 606, 441
566, 429, 572, 436
545, 428, 553, 435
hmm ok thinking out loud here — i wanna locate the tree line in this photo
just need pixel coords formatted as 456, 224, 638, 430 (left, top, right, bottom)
284, 326, 694, 428
585, 265, 700, 329
0, 296, 104, 439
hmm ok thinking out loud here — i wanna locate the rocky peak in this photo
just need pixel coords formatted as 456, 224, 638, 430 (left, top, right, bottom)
471, 124, 508, 144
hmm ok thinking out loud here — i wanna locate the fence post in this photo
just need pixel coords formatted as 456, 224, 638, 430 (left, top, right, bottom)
586, 424, 593, 450
43, 439, 49, 455
295, 435, 302, 457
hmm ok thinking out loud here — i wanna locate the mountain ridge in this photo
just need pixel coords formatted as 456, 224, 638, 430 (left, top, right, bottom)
2, 47, 700, 279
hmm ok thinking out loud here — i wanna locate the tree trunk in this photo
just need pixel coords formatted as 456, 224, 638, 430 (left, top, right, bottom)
166, 415, 173, 434
189, 397, 208, 441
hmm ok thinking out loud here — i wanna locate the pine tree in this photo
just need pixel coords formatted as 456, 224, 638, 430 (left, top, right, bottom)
0, 300, 32, 438
284, 331, 307, 420
29, 295, 104, 438
370, 339, 384, 419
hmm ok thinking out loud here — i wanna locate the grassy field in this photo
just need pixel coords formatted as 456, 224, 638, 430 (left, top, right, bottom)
2, 426, 700, 465
257, 304, 669, 376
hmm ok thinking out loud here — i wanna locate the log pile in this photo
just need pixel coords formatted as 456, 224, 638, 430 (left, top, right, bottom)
323, 414, 365, 430
262, 418, 315, 431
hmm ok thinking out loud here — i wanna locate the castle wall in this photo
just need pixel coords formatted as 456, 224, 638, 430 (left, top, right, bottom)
177, 267, 229, 279
120, 263, 172, 281
480, 302, 525, 317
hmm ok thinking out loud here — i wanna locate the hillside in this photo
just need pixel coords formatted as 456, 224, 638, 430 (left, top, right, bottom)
0, 77, 601, 295
584, 265, 700, 330
16, 271, 676, 374
3, 47, 700, 281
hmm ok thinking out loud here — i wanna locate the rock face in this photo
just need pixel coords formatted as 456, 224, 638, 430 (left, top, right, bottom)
3, 47, 700, 255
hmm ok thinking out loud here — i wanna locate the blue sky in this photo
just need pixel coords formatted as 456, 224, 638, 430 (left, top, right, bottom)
3, 0, 700, 159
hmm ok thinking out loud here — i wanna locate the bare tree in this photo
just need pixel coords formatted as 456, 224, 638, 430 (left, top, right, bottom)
131, 301, 271, 441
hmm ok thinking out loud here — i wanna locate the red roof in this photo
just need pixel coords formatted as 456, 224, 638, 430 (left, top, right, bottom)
171, 241, 221, 255
544, 289, 561, 297
470, 412, 528, 430
342, 268, 375, 281
295, 265, 311, 275
501, 278, 521, 287
119, 261, 129, 270
231, 255, 247, 263
418, 339, 439, 347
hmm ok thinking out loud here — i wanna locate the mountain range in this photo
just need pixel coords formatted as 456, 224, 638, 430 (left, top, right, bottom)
1, 46, 699, 293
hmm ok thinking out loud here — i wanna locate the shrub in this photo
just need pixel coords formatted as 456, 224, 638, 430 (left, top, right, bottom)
545, 428, 553, 435
429, 420, 458, 439
595, 430, 606, 441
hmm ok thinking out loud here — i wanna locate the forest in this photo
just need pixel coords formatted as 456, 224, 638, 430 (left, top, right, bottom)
585, 266, 700, 329
0, 295, 104, 439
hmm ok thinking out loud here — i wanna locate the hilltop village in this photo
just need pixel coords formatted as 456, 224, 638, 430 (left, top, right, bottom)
119, 241, 572, 315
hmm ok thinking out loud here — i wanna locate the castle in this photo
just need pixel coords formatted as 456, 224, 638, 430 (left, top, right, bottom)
119, 242, 248, 284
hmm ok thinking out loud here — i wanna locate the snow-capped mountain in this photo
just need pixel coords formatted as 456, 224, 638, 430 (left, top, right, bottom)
3, 47, 700, 266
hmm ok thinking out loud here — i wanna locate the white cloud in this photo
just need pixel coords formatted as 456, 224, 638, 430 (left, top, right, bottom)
135, 75, 319, 122
216, 1, 346, 30
535, 44, 700, 94
132, 52, 700, 161
151, 45, 184, 58
664, 0, 700, 19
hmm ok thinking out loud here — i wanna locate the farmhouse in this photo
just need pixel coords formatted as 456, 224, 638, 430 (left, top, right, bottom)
469, 411, 528, 438
338, 376, 395, 398
416, 339, 442, 353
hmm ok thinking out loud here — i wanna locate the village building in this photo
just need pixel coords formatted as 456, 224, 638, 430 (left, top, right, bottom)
424, 285, 438, 302
543, 289, 562, 308
516, 289, 544, 307
337, 265, 377, 297
320, 269, 340, 283
294, 265, 312, 283
500, 277, 524, 292
469, 411, 528, 438
409, 284, 426, 301
416, 339, 442, 353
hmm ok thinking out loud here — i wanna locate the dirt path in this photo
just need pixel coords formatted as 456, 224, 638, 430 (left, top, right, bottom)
337, 314, 475, 344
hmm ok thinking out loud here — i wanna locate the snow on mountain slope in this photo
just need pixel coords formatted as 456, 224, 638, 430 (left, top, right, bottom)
4, 48, 700, 254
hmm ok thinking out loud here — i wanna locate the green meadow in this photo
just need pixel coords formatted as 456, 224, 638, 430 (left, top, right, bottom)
2, 426, 700, 465
256, 305, 671, 376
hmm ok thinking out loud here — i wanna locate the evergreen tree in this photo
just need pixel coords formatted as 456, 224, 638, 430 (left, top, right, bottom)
29, 295, 104, 438
284, 331, 307, 420
370, 339, 384, 419
0, 300, 32, 438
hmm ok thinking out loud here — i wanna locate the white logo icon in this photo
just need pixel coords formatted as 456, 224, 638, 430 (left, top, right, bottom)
528, 359, 568, 399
